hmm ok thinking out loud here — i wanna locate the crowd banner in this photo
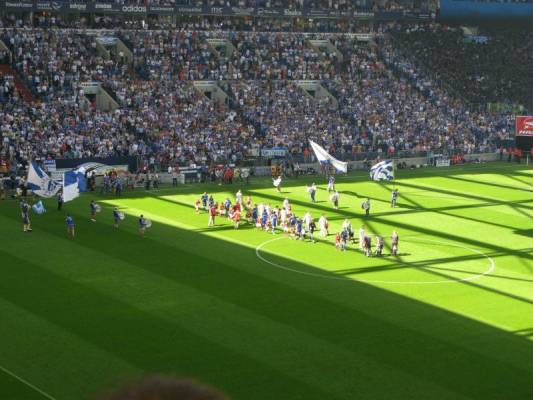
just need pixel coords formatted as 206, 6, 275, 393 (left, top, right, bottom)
260, 148, 287, 158
43, 159, 57, 172
54, 156, 137, 172
435, 157, 451, 167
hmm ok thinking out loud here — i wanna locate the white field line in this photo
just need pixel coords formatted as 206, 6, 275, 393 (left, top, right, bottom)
0, 364, 57, 400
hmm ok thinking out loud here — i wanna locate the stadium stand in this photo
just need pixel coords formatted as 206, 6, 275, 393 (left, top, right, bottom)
0, 2, 526, 174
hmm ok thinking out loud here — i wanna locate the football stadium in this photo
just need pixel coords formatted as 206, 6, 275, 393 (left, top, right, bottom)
0, 1, 532, 399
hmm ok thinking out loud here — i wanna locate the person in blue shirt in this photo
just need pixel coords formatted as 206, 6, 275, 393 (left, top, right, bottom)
270, 212, 277, 234
90, 200, 97, 222
224, 198, 232, 216
201, 192, 208, 210
113, 207, 120, 228
289, 214, 297, 237
115, 177, 122, 197
252, 205, 258, 226
296, 218, 304, 240
139, 214, 147, 237
340, 229, 348, 252
261, 209, 268, 229
66, 214, 75, 238
208, 195, 214, 209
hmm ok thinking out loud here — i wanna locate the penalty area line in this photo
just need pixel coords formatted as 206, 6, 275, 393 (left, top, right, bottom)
0, 364, 57, 400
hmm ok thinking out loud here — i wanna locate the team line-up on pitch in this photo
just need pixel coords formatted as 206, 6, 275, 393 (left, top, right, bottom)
195, 177, 400, 258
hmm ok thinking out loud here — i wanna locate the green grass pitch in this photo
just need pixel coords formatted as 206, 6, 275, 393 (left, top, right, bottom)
0, 162, 532, 400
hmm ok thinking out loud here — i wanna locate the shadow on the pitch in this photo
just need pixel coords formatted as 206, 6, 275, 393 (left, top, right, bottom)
445, 175, 533, 193
427, 266, 533, 284
514, 229, 533, 238
395, 180, 533, 212
503, 174, 532, 189
2, 200, 533, 399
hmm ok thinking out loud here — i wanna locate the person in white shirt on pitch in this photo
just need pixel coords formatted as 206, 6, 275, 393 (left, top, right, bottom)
283, 198, 290, 212
319, 214, 329, 237
304, 212, 312, 230
359, 226, 366, 249
280, 207, 287, 225
330, 190, 339, 210
236, 189, 243, 205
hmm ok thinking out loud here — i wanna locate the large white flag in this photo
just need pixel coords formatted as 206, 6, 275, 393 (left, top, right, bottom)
27, 161, 61, 198
62, 170, 80, 203
309, 140, 347, 173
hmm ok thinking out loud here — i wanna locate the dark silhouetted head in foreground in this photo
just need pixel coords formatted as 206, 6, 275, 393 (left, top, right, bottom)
101, 376, 227, 400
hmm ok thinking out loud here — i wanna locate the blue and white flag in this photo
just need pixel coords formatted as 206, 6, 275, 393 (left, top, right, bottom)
63, 170, 80, 203
27, 161, 61, 198
309, 140, 347, 173
32, 200, 46, 215
370, 160, 394, 181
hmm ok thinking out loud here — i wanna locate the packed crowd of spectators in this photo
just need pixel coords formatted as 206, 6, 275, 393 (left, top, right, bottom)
0, 24, 517, 173
1, 29, 131, 100
391, 24, 533, 110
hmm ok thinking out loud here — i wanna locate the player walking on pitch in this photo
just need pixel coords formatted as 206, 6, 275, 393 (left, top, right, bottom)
391, 230, 399, 255
208, 203, 216, 226
361, 198, 370, 218
20, 199, 32, 232
327, 176, 335, 192
330, 190, 340, 210
66, 214, 75, 238
359, 226, 366, 249
391, 189, 399, 208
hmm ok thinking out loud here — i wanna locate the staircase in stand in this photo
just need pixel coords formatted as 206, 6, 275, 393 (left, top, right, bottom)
0, 64, 36, 103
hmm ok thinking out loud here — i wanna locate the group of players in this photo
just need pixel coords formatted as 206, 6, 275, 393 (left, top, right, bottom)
20, 175, 400, 253
84, 200, 151, 238
195, 178, 400, 256
19, 197, 150, 239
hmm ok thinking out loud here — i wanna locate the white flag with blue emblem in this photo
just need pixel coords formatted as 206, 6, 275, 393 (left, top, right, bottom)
370, 160, 394, 181
27, 161, 61, 198
32, 200, 46, 215
309, 140, 347, 173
